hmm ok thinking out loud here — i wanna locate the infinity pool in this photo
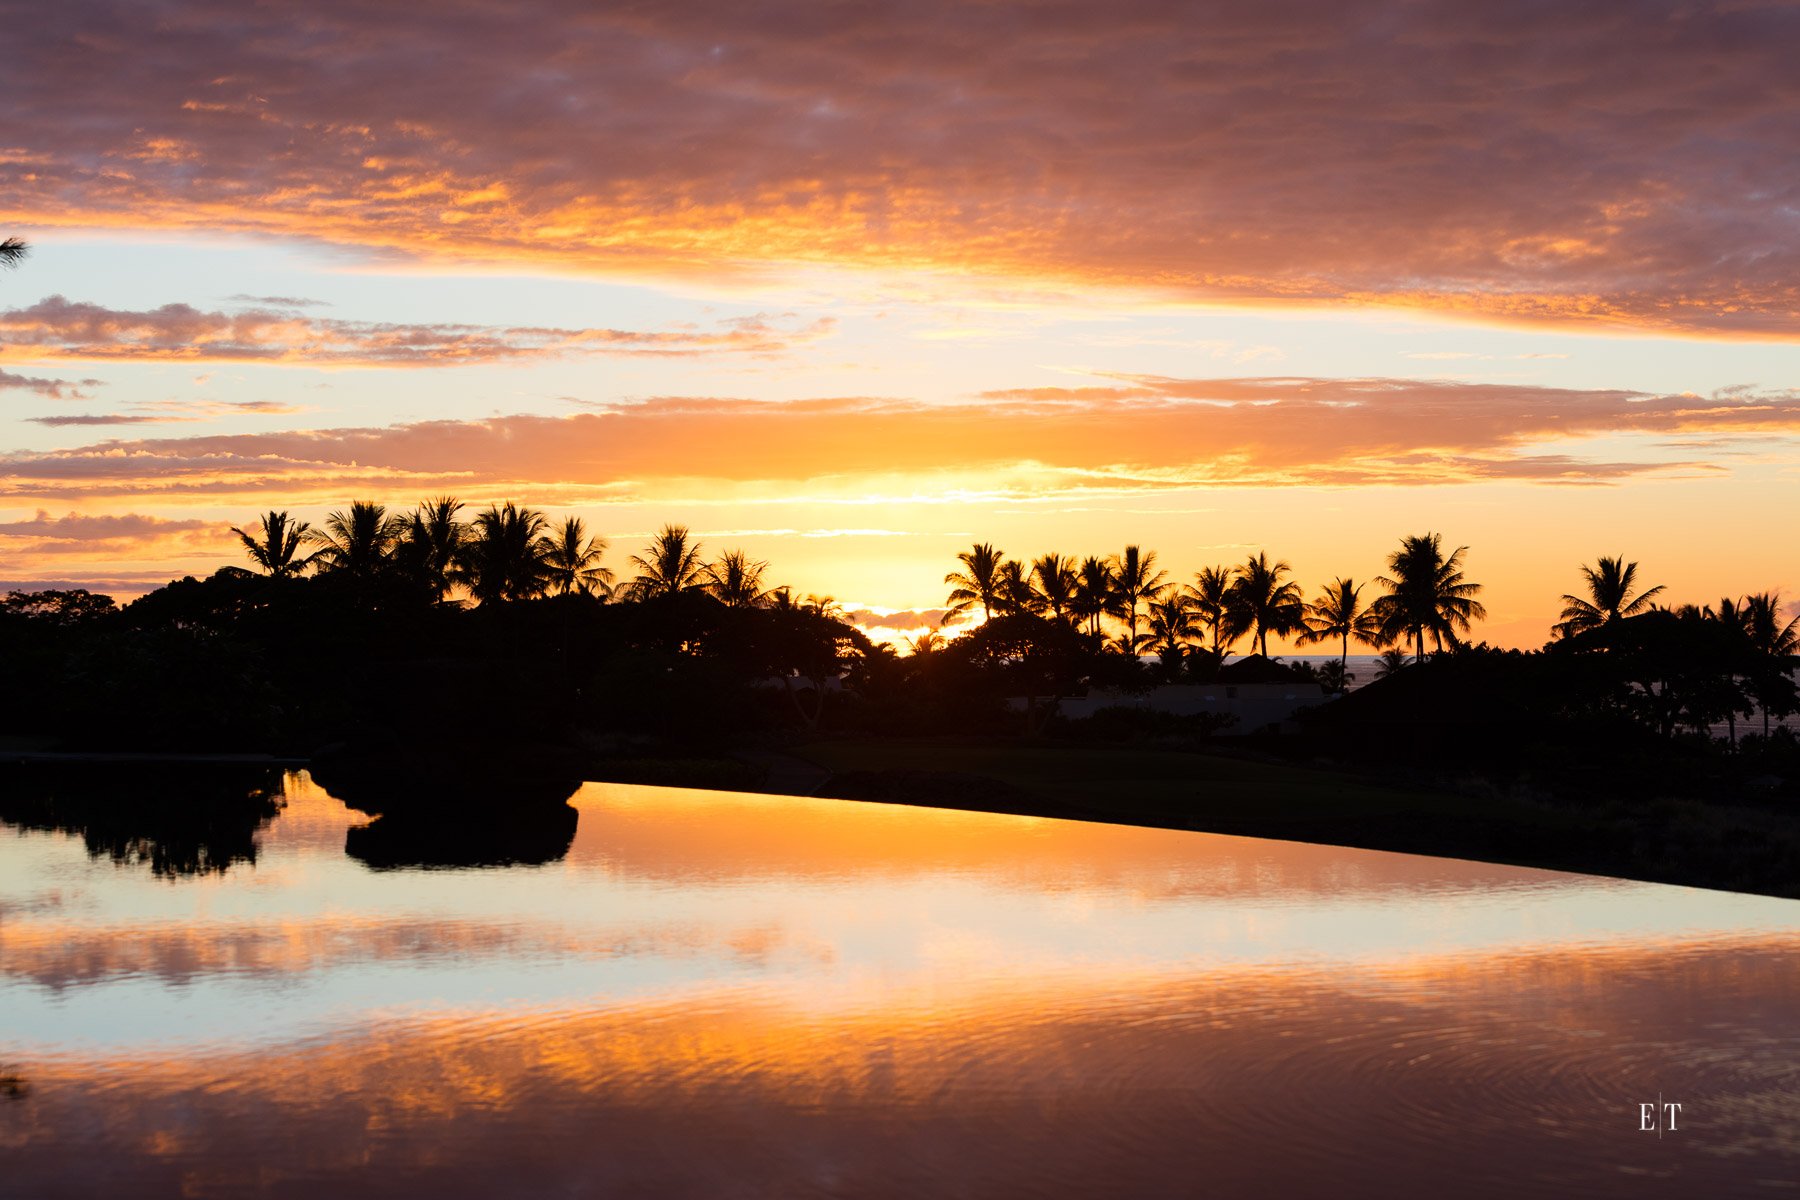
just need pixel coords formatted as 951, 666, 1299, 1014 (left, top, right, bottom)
2, 768, 1795, 1196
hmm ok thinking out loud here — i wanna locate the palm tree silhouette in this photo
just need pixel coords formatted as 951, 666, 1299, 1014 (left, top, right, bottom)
703, 549, 771, 607
628, 525, 707, 600
1741, 591, 1800, 737
1296, 576, 1381, 682
230, 511, 314, 579
0, 238, 26, 268
396, 496, 465, 601
1371, 533, 1487, 661
1374, 648, 1412, 679
461, 502, 552, 603
1554, 555, 1664, 637
905, 629, 946, 656
309, 501, 405, 579
1072, 556, 1115, 639
1031, 554, 1079, 623
1226, 551, 1303, 657
1147, 597, 1195, 666
995, 559, 1043, 616
542, 517, 613, 597
1107, 545, 1169, 652
944, 542, 1006, 624
1181, 565, 1238, 659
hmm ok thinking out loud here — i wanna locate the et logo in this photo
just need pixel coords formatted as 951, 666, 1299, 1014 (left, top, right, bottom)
1639, 1097, 1682, 1137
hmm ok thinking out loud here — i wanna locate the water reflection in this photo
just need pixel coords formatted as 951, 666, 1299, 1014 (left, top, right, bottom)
346, 802, 579, 870
0, 763, 283, 878
0, 771, 1796, 1197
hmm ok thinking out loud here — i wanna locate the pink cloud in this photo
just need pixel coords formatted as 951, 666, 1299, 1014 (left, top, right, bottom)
4, 2, 1799, 333
0, 296, 834, 366
0, 368, 102, 400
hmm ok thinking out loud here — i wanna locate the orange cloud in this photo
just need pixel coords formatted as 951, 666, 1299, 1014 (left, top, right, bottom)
0, 510, 228, 566
5, 2, 1800, 334
0, 296, 834, 366
2, 377, 1790, 505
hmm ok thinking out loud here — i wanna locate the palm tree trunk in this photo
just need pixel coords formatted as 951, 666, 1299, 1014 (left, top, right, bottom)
1341, 630, 1349, 683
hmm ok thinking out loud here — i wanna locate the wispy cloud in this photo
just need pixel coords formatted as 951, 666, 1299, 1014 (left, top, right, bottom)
25, 414, 171, 426
0, 509, 227, 561
3, 376, 1795, 504
0, 296, 835, 366
0, 368, 103, 400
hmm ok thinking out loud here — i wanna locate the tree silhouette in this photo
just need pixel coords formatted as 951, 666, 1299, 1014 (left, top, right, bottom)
1072, 556, 1115, 639
309, 501, 404, 579
1372, 533, 1487, 660
905, 629, 946, 656
1741, 591, 1800, 737
1182, 564, 1238, 659
1374, 647, 1412, 679
627, 525, 707, 600
461, 502, 551, 603
944, 542, 1006, 624
1296, 576, 1380, 684
1107, 545, 1169, 653
0, 238, 26, 269
1146, 596, 1195, 671
995, 559, 1044, 617
1226, 551, 1303, 657
542, 516, 613, 597
1030, 554, 1079, 623
396, 496, 465, 601
703, 549, 771, 608
230, 511, 314, 579
1554, 555, 1664, 637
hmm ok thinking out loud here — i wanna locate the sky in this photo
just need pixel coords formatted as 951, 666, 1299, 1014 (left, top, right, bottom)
3, 0, 1798, 649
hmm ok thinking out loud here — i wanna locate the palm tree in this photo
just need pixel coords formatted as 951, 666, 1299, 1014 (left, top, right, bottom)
1226, 551, 1303, 657
309, 501, 404, 578
944, 542, 1006, 624
1146, 597, 1195, 665
1031, 554, 1079, 623
230, 511, 314, 579
1742, 591, 1800, 737
1107, 545, 1169, 652
1554, 556, 1664, 637
396, 496, 465, 601
460, 502, 551, 603
703, 549, 771, 607
905, 629, 946, 656
1071, 556, 1114, 638
0, 238, 26, 269
1297, 577, 1381, 681
1371, 533, 1487, 660
542, 516, 613, 597
994, 559, 1043, 616
627, 524, 707, 600
1181, 565, 1238, 659
1374, 648, 1412, 679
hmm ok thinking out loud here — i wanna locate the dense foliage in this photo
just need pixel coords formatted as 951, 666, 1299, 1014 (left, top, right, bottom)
4, 503, 1796, 800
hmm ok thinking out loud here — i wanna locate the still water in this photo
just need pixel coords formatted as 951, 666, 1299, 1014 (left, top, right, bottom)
1, 767, 1796, 1197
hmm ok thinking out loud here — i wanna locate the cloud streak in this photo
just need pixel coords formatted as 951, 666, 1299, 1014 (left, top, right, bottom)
2, 376, 1791, 504
4, 2, 1800, 334
0, 368, 102, 400
0, 296, 834, 366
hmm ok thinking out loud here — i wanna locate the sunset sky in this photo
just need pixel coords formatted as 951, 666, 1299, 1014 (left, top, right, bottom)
4, 0, 1798, 648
